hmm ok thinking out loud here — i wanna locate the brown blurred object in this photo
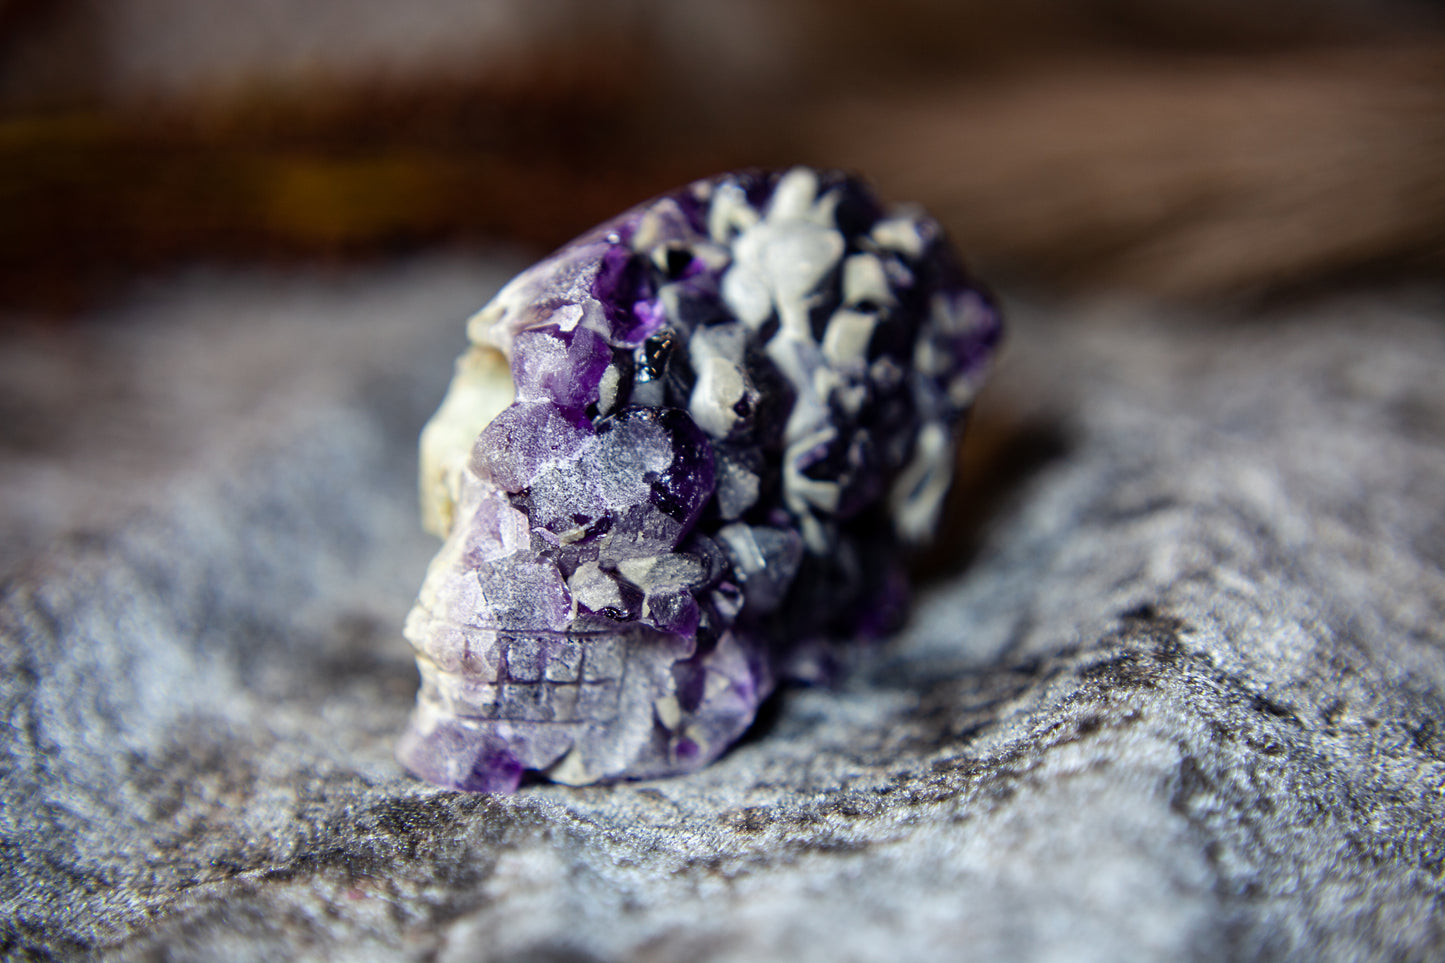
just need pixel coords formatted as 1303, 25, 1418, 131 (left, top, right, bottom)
1, 0, 1444, 311
803, 45, 1445, 298
0, 0, 749, 311
0, 79, 734, 310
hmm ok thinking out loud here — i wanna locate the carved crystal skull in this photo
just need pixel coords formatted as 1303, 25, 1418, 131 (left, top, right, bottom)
398, 168, 1001, 791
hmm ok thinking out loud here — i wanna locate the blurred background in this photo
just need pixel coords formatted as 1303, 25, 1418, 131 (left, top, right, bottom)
2, 0, 1444, 313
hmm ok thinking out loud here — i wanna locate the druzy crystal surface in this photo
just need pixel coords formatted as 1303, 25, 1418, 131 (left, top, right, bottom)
399, 168, 1001, 791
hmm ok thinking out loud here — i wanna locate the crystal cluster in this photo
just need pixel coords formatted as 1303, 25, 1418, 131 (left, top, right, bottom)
399, 168, 1001, 791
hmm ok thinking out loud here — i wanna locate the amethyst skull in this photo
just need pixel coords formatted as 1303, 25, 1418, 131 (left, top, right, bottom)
399, 168, 1001, 791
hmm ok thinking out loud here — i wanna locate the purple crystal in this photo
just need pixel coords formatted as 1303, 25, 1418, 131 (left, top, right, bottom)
400, 167, 1002, 790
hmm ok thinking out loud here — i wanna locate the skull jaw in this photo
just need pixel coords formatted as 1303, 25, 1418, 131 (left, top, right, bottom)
396, 626, 771, 792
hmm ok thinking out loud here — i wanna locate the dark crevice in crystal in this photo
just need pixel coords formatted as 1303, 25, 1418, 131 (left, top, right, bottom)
637, 331, 676, 383
664, 246, 693, 280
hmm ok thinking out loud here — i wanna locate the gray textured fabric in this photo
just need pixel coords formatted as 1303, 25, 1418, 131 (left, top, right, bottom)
2, 262, 1443, 962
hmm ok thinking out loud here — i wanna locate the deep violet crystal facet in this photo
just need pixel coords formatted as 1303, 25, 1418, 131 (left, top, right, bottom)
399, 167, 1001, 791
